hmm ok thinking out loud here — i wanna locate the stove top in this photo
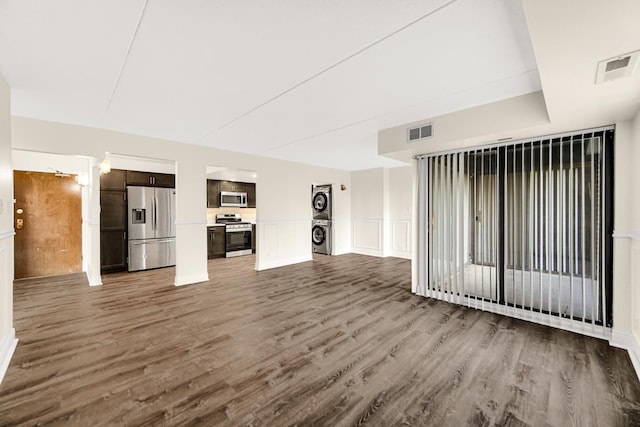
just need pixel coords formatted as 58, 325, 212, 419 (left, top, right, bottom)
216, 214, 252, 231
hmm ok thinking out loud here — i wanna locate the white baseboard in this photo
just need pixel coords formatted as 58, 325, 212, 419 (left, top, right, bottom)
86, 270, 102, 286
388, 251, 412, 260
332, 247, 352, 256
256, 256, 312, 271
351, 247, 385, 258
610, 330, 640, 381
174, 273, 209, 287
0, 328, 18, 385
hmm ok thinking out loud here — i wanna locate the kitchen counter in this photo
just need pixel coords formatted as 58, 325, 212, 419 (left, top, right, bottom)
207, 223, 225, 227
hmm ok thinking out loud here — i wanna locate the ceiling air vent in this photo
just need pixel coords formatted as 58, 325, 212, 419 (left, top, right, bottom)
407, 123, 433, 142
595, 50, 640, 84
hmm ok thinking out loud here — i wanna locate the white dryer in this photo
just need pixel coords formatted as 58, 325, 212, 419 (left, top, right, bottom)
312, 219, 331, 255
312, 185, 332, 220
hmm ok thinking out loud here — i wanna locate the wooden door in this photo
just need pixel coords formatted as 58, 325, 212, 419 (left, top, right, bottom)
14, 171, 82, 279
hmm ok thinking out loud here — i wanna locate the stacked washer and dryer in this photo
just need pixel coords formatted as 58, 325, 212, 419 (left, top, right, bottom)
311, 185, 332, 255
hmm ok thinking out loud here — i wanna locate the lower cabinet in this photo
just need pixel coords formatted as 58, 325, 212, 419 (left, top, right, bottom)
252, 224, 256, 253
101, 230, 127, 273
207, 227, 226, 259
100, 189, 127, 273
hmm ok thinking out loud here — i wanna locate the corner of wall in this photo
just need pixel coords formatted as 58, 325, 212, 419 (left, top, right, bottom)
0, 328, 17, 384
610, 330, 640, 382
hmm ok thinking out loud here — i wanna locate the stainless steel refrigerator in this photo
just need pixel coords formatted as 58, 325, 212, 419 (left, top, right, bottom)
127, 186, 176, 272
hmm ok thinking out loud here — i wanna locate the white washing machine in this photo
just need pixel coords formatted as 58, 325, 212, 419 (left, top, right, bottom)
312, 219, 331, 255
312, 184, 332, 220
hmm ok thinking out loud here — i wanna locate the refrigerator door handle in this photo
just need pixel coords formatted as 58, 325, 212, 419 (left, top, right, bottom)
153, 196, 157, 231
154, 238, 175, 244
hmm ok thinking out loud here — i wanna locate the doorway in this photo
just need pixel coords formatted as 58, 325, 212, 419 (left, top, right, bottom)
14, 170, 82, 279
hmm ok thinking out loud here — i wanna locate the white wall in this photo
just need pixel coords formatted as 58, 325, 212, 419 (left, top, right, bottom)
0, 73, 17, 384
351, 168, 385, 256
387, 166, 413, 259
10, 117, 352, 282
351, 166, 412, 259
611, 110, 640, 376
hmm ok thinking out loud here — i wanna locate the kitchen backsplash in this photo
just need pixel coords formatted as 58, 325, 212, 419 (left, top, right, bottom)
207, 207, 256, 224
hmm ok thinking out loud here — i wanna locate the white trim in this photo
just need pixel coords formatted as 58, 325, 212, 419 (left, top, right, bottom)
0, 229, 15, 240
258, 217, 312, 223
333, 248, 351, 256
174, 272, 209, 286
416, 290, 612, 341
0, 328, 18, 385
414, 125, 615, 159
174, 219, 207, 226
613, 230, 640, 240
610, 330, 640, 382
88, 275, 103, 286
83, 219, 99, 226
352, 218, 383, 252
388, 251, 412, 260
256, 255, 312, 271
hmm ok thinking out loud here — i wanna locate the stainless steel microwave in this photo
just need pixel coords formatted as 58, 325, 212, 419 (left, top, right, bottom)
220, 191, 248, 208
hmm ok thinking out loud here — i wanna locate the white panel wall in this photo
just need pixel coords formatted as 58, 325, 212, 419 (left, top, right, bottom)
351, 166, 412, 259
351, 168, 384, 256
387, 166, 412, 259
610, 111, 640, 378
0, 73, 17, 384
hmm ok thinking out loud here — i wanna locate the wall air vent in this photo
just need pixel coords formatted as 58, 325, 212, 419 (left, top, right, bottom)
595, 50, 640, 84
407, 123, 433, 142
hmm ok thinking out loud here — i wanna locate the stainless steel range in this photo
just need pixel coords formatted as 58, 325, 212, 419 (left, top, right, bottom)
216, 214, 252, 257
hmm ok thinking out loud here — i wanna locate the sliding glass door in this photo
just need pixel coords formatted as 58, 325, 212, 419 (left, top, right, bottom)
417, 128, 613, 330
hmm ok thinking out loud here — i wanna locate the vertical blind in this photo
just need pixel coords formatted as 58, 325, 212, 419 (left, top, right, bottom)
416, 128, 614, 335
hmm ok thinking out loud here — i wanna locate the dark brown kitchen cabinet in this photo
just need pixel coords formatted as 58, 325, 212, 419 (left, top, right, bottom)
252, 224, 256, 253
100, 230, 127, 273
126, 170, 175, 188
207, 180, 220, 208
100, 168, 126, 190
207, 226, 226, 259
100, 191, 127, 230
245, 183, 256, 208
218, 180, 245, 193
100, 187, 127, 273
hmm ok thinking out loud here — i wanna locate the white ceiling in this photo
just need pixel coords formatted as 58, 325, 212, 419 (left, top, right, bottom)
0, 0, 541, 171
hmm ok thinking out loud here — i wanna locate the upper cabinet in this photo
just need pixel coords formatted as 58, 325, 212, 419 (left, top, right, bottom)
207, 179, 255, 208
126, 170, 175, 188
207, 180, 220, 208
100, 168, 126, 190
218, 180, 245, 193
246, 183, 256, 208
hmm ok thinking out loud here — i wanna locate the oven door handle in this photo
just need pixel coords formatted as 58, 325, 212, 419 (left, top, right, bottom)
226, 229, 251, 233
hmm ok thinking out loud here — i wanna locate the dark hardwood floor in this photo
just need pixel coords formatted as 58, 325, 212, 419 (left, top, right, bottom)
1, 254, 639, 426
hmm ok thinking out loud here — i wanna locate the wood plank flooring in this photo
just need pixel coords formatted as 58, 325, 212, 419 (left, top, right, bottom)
1, 254, 639, 426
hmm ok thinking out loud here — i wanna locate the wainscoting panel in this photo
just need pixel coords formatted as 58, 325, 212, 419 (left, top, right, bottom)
175, 222, 209, 286
391, 219, 411, 259
352, 218, 383, 257
0, 230, 17, 384
257, 220, 312, 270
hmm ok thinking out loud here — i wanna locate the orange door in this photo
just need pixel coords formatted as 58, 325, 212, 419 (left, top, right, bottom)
14, 171, 82, 279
